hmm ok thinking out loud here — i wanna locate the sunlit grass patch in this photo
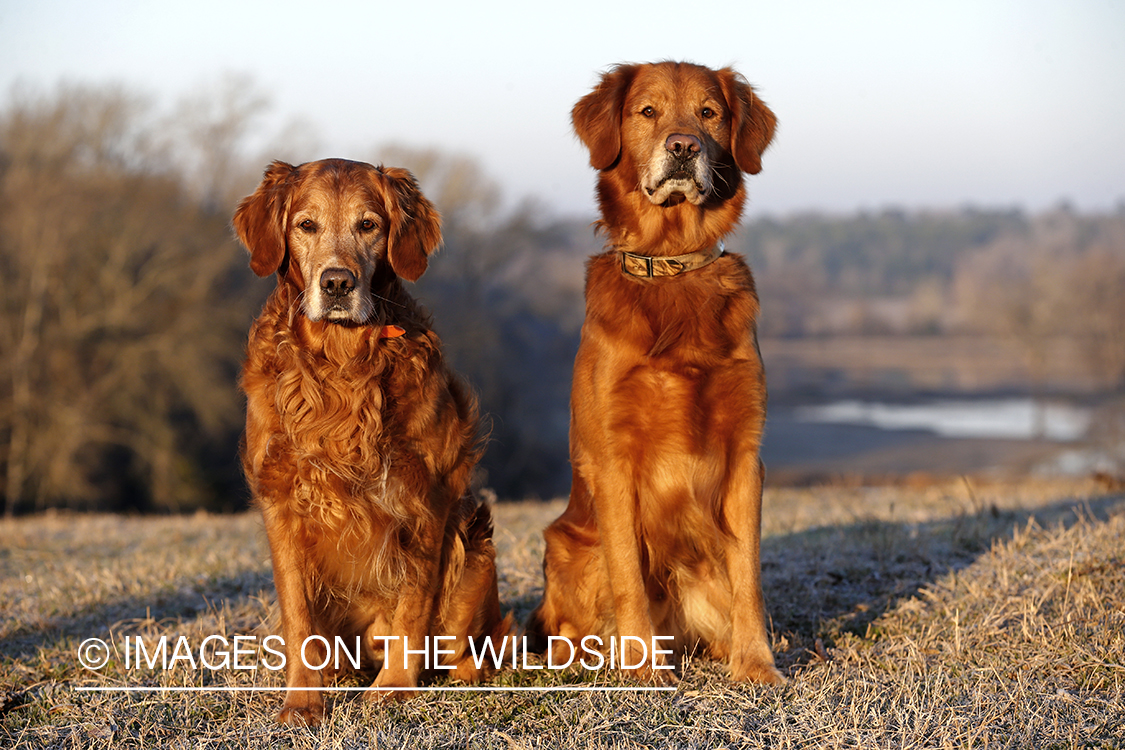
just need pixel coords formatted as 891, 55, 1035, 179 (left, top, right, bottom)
2, 478, 1122, 748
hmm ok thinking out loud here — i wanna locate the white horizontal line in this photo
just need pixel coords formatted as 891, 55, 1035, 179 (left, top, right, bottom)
74, 685, 676, 693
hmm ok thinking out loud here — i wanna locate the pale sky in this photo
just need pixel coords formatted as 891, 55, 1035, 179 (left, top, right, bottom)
2, 0, 1123, 217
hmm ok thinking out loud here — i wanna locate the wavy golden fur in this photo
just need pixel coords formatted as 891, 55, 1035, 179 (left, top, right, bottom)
527, 62, 784, 685
235, 159, 508, 725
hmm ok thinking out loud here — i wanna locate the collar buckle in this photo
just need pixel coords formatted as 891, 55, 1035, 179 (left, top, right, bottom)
619, 241, 725, 279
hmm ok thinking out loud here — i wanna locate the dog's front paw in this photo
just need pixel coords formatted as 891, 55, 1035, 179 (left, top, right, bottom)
364, 671, 419, 702
277, 698, 324, 726
633, 664, 680, 686
730, 655, 786, 685
622, 649, 679, 685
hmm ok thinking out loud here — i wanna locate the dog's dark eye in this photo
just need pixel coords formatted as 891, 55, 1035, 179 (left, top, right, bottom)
298, 219, 316, 233
701, 107, 715, 119
358, 219, 376, 232
641, 106, 655, 118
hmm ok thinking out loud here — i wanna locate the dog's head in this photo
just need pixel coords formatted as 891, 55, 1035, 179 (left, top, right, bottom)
572, 61, 776, 207
233, 159, 441, 324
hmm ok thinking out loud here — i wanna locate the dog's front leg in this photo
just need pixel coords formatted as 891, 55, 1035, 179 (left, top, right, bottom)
367, 528, 443, 701
723, 456, 784, 685
583, 459, 668, 681
261, 504, 326, 725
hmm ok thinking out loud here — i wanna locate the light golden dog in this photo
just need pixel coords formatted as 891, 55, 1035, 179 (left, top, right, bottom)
235, 159, 509, 724
528, 62, 783, 684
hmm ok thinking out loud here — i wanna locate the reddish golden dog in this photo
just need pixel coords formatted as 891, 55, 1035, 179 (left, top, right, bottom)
528, 62, 783, 684
235, 159, 508, 725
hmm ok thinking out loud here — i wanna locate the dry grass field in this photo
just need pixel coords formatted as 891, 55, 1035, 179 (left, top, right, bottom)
2, 476, 1123, 748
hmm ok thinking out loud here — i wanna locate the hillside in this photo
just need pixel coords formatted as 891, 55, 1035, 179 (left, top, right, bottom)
2, 477, 1122, 747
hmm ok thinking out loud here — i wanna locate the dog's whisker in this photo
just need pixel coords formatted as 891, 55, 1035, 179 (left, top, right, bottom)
371, 291, 407, 309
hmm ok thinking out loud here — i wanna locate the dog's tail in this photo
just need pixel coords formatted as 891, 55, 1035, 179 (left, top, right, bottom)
465, 498, 517, 641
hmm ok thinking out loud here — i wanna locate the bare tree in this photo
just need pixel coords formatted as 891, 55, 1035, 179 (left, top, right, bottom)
1064, 239, 1125, 391
952, 209, 1125, 389
0, 82, 259, 514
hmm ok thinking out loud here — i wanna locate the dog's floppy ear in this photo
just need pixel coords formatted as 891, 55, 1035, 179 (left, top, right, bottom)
234, 161, 299, 277
720, 70, 777, 175
380, 167, 442, 282
572, 64, 639, 171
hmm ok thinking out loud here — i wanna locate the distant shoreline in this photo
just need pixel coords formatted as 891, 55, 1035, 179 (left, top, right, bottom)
761, 334, 1112, 402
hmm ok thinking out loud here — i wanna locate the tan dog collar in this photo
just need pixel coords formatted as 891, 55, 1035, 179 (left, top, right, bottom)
620, 241, 725, 278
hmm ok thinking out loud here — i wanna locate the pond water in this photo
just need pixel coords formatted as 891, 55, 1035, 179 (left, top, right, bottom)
792, 398, 1092, 442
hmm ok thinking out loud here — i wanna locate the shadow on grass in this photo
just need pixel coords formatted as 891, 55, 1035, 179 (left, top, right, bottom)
0, 568, 274, 665
760, 490, 1125, 673
3, 490, 1122, 685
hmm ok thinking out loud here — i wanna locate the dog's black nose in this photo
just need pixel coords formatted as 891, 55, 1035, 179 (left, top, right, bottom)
320, 268, 356, 298
665, 133, 701, 156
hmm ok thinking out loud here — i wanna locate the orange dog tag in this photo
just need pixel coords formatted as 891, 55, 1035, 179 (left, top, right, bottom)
378, 325, 406, 339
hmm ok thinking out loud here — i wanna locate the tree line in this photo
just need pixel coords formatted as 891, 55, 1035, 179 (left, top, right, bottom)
2, 80, 1122, 514
730, 205, 1125, 392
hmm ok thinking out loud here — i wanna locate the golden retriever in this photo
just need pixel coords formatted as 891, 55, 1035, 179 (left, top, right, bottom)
527, 62, 783, 684
234, 159, 508, 725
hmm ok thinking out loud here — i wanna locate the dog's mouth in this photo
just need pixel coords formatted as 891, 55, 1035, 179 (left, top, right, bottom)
323, 305, 360, 323
304, 289, 374, 326
319, 293, 379, 326
643, 150, 710, 206
645, 175, 707, 206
